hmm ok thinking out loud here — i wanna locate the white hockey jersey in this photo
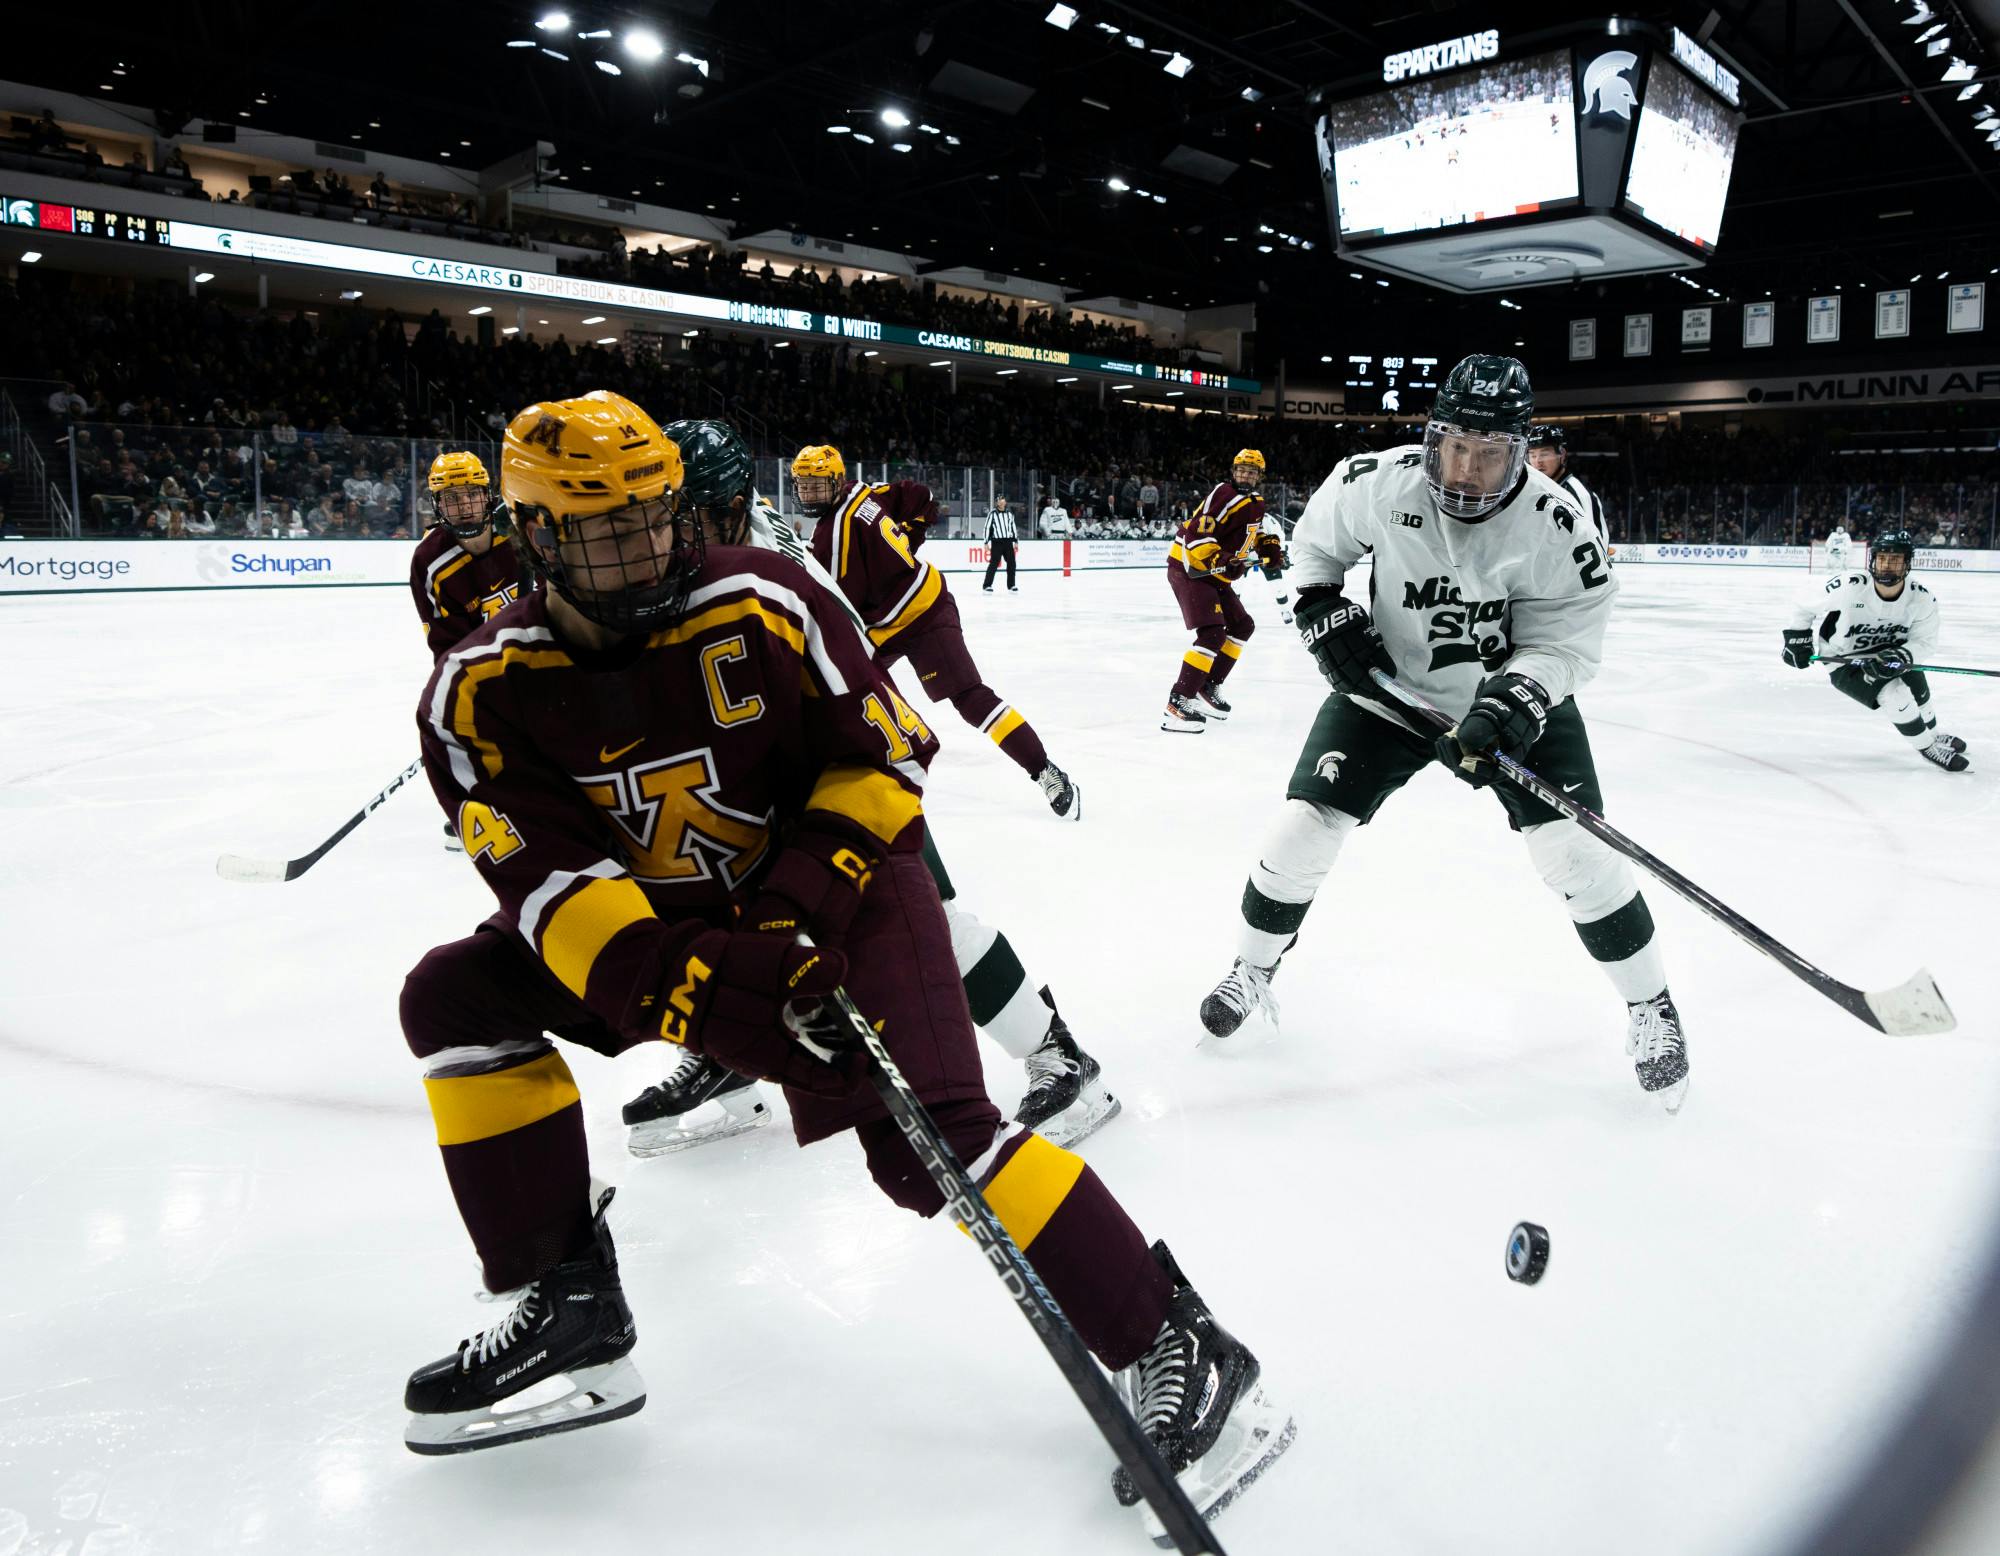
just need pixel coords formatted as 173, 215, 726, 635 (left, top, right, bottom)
1790, 571, 1939, 663
1558, 470, 1603, 535
1291, 444, 1616, 721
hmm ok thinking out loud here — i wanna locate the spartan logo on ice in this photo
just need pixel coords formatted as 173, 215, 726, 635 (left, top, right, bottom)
1582, 52, 1639, 120
1402, 575, 1510, 672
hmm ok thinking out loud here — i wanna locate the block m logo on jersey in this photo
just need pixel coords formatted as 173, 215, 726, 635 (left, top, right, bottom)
575, 748, 771, 887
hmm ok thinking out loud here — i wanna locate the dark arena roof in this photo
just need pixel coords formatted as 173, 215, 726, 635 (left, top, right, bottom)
10, 0, 2000, 367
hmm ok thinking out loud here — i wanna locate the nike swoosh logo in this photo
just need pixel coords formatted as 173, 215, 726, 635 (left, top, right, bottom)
598, 738, 645, 764
1562, 781, 1583, 793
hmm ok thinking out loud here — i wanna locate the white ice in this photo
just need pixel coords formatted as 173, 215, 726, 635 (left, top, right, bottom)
3, 560, 1997, 1556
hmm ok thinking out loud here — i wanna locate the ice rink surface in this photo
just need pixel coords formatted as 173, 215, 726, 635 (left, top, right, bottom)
3, 558, 1997, 1556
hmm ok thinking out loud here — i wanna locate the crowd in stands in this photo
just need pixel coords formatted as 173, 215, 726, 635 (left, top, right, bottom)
3, 275, 1994, 548
574, 242, 1178, 364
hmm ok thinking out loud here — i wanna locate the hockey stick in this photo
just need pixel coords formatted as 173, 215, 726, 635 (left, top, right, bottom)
794, 954, 1224, 1556
215, 757, 424, 884
1368, 670, 1956, 1037
1812, 655, 1999, 678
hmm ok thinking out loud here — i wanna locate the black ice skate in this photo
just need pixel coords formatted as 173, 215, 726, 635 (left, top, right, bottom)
442, 820, 464, 853
404, 1187, 645, 1454
1037, 761, 1083, 821
1921, 733, 1971, 773
1160, 693, 1209, 734
1199, 958, 1279, 1039
1013, 989, 1121, 1148
1195, 686, 1232, 722
1626, 991, 1690, 1113
622, 1049, 771, 1157
1111, 1241, 1295, 1546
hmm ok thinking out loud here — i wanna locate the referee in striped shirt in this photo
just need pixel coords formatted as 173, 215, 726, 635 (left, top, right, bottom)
981, 495, 1020, 592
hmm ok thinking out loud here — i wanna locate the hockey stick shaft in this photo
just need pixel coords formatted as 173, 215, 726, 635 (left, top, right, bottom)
1367, 670, 1954, 1036
215, 757, 423, 884
1812, 655, 1998, 677
798, 965, 1222, 1555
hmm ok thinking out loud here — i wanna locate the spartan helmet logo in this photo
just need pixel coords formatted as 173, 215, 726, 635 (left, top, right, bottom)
1583, 51, 1639, 120
1314, 750, 1348, 782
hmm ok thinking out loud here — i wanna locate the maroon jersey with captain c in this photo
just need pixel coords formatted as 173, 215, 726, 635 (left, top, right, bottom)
401, 545, 1169, 1365
409, 526, 529, 659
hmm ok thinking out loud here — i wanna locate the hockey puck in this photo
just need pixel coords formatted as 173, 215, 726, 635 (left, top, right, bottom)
1506, 1222, 1550, 1285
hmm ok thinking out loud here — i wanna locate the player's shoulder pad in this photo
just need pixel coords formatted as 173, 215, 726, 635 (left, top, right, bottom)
1514, 465, 1587, 544
692, 543, 848, 632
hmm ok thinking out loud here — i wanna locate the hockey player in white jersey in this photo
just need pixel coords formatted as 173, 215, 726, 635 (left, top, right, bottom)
618, 419, 1121, 1153
1200, 356, 1689, 1110
1527, 423, 1603, 536
1824, 524, 1852, 574
1783, 528, 1969, 772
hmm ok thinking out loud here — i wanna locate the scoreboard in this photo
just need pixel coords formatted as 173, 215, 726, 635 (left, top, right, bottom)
4, 196, 169, 244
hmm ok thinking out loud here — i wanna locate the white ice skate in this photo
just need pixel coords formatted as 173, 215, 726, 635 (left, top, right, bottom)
1626, 992, 1690, 1114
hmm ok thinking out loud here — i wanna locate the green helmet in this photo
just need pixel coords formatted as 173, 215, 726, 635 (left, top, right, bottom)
1870, 528, 1916, 591
661, 417, 757, 543
1424, 354, 1534, 521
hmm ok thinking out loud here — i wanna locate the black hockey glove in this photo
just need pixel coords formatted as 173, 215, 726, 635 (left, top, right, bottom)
1437, 672, 1550, 789
1296, 587, 1391, 695
1781, 628, 1814, 670
1858, 646, 1911, 684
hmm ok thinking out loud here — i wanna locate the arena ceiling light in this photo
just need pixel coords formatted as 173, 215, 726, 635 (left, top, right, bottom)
468, 305, 492, 315
1240, 86, 1264, 102
578, 28, 612, 40
1963, 83, 1986, 100
502, 325, 520, 335
996, 368, 1019, 375
595, 336, 618, 344
536, 10, 570, 30
596, 59, 622, 75
881, 108, 911, 128
581, 315, 606, 324
929, 359, 952, 367
1903, 2, 1934, 22
1163, 52, 1193, 77
918, 122, 941, 133
1094, 20, 1120, 33
1045, 4, 1079, 28
828, 124, 850, 133
20, 250, 40, 263
892, 142, 912, 152
541, 48, 570, 60
676, 51, 710, 76
1056, 375, 1079, 383
340, 289, 364, 299
1107, 176, 1129, 191
1943, 57, 1976, 81
507, 39, 536, 47
623, 28, 665, 62
852, 132, 875, 144
1917, 21, 1947, 42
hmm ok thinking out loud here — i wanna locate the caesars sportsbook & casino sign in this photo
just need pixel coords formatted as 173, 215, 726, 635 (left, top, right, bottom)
0, 198, 1256, 394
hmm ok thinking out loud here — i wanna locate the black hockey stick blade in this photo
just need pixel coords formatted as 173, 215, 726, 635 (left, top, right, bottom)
794, 957, 1227, 1555
216, 757, 424, 884
1368, 671, 1958, 1038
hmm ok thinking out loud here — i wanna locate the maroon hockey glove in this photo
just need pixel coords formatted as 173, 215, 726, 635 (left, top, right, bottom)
662, 930, 866, 1097
743, 822, 880, 947
1437, 672, 1550, 790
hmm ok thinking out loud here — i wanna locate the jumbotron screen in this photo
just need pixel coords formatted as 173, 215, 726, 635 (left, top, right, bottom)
1325, 50, 1579, 239
1622, 56, 1741, 250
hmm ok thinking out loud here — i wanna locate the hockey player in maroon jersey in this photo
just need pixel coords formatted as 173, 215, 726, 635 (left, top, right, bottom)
409, 450, 530, 848
792, 444, 1081, 820
396, 392, 1292, 1532
408, 450, 527, 660
1161, 449, 1270, 733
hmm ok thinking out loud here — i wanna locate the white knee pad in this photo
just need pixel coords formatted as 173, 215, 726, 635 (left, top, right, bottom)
940, 893, 996, 976
422, 1037, 551, 1079
1523, 819, 1637, 923
1877, 678, 1919, 722
1248, 798, 1358, 906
